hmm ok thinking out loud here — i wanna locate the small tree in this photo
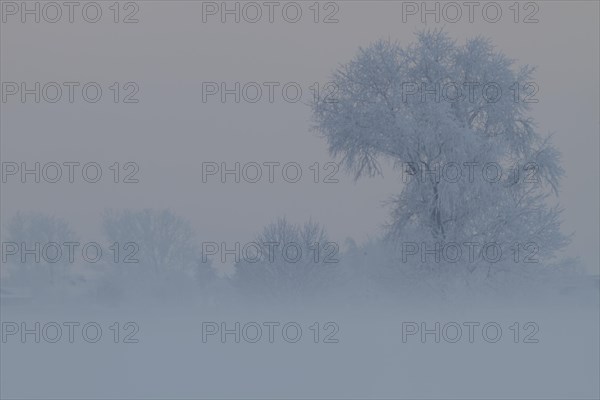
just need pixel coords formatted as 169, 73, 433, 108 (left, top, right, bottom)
312, 30, 569, 276
101, 209, 200, 272
2, 212, 77, 292
100, 209, 217, 301
233, 217, 337, 303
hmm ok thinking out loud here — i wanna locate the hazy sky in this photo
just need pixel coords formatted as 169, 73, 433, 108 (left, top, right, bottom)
1, 1, 598, 274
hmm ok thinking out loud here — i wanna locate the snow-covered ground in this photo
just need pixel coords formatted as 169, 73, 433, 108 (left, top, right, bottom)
2, 278, 598, 399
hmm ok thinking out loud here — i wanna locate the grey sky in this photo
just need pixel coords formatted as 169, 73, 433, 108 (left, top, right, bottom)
1, 1, 598, 274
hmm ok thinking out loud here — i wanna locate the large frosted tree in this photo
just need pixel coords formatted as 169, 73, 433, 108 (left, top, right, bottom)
312, 30, 568, 273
